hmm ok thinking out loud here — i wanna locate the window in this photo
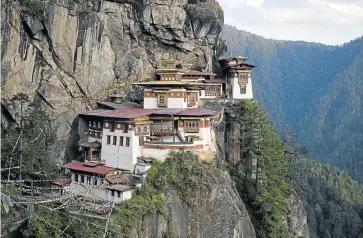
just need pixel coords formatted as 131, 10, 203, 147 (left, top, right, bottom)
98, 122, 101, 128
81, 175, 84, 184
124, 124, 128, 133
107, 136, 111, 145
184, 121, 199, 133
96, 132, 101, 139
75, 174, 78, 182
205, 85, 220, 96
94, 178, 98, 186
137, 126, 142, 134
110, 123, 115, 132
89, 131, 94, 137
187, 93, 198, 107
238, 73, 248, 85
87, 176, 91, 185
88, 121, 91, 127
240, 85, 246, 94
113, 136, 117, 145
93, 121, 96, 128
126, 137, 130, 147
157, 93, 167, 107
111, 190, 115, 197
119, 136, 124, 146
143, 126, 148, 133
117, 191, 121, 198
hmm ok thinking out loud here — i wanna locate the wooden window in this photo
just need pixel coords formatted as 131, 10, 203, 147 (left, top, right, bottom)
113, 136, 117, 145
93, 121, 96, 128
240, 85, 246, 94
184, 121, 199, 133
110, 122, 115, 132
143, 126, 148, 133
81, 175, 84, 184
137, 126, 142, 134
94, 178, 98, 186
126, 137, 130, 147
119, 136, 124, 146
98, 122, 101, 128
75, 174, 78, 182
124, 124, 128, 133
238, 73, 248, 85
87, 176, 91, 185
111, 190, 115, 197
88, 121, 91, 127
89, 131, 94, 137
157, 93, 167, 107
117, 191, 121, 198
187, 93, 198, 107
107, 136, 111, 145
205, 85, 220, 96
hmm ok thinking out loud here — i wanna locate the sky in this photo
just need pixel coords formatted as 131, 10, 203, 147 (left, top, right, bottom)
218, 0, 363, 45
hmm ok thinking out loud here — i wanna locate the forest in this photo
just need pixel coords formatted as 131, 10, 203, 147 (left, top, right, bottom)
226, 100, 363, 238
221, 25, 363, 183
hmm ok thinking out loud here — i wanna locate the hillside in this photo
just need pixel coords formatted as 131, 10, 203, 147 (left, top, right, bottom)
221, 25, 363, 182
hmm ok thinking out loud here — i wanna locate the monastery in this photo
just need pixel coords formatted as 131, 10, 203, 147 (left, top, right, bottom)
57, 56, 255, 204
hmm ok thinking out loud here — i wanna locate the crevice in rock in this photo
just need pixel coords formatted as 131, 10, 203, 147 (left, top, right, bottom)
36, 90, 56, 109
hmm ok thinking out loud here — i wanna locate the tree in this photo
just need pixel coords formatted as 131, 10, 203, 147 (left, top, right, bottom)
228, 100, 289, 237
1, 97, 58, 181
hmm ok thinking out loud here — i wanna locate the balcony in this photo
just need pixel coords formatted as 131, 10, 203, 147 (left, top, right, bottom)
150, 129, 176, 136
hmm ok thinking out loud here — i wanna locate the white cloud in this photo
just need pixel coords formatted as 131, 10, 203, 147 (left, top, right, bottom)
245, 0, 264, 8
218, 0, 363, 45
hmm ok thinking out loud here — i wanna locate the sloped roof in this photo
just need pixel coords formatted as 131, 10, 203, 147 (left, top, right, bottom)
63, 161, 116, 175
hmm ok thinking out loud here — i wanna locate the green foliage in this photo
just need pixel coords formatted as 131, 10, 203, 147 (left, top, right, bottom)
20, 0, 46, 20
284, 126, 363, 237
221, 25, 363, 183
1, 94, 58, 181
111, 150, 205, 235
20, 0, 93, 20
228, 100, 289, 237
23, 206, 63, 238
20, 204, 104, 238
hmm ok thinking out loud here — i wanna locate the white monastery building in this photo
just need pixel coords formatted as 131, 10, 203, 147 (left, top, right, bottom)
61, 56, 255, 204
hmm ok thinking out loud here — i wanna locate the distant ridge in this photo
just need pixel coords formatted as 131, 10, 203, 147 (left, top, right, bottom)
221, 24, 363, 182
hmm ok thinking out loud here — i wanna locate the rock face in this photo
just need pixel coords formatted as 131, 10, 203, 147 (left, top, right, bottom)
1, 0, 223, 157
286, 193, 310, 238
131, 171, 256, 238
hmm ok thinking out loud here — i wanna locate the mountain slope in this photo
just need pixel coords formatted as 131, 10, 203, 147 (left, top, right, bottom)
221, 24, 363, 182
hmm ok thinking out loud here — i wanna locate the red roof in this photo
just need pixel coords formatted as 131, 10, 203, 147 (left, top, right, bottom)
151, 108, 217, 116
79, 103, 218, 119
53, 175, 71, 186
152, 108, 183, 115
176, 108, 218, 116
106, 174, 129, 184
183, 71, 216, 76
90, 108, 156, 119
63, 161, 116, 175
106, 184, 135, 192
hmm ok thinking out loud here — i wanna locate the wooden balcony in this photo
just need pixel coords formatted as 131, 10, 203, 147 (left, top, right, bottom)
150, 129, 176, 136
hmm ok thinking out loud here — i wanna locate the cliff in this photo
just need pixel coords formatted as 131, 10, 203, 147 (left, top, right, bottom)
1, 0, 224, 155
110, 150, 256, 238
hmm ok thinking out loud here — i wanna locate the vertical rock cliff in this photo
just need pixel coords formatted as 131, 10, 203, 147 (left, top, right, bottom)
1, 0, 223, 157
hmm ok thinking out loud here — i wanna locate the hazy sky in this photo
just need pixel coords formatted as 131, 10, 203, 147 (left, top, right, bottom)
218, 0, 363, 45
